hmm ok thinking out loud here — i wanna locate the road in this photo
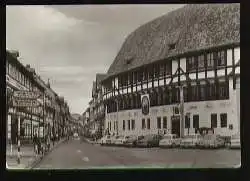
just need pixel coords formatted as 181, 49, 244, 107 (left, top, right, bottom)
33, 138, 241, 169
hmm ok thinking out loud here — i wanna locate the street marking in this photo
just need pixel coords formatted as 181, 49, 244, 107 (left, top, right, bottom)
77, 150, 81, 153
82, 157, 89, 162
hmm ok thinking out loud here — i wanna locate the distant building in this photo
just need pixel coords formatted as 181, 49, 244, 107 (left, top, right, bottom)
6, 50, 71, 144
101, 4, 240, 137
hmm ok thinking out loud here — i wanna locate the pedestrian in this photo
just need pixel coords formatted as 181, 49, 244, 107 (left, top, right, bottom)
33, 133, 38, 156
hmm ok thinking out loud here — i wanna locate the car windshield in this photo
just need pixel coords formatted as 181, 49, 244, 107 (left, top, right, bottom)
125, 136, 130, 139
232, 134, 240, 139
138, 136, 144, 140
163, 135, 172, 139
106, 136, 110, 139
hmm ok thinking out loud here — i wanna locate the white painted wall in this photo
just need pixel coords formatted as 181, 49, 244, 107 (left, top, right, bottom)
105, 79, 238, 137
172, 59, 178, 75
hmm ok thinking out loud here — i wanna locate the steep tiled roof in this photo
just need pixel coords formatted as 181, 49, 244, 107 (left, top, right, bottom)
106, 4, 240, 78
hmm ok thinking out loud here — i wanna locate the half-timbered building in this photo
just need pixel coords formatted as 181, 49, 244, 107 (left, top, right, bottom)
101, 4, 240, 137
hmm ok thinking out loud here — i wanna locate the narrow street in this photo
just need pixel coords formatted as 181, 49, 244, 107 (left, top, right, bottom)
34, 137, 241, 169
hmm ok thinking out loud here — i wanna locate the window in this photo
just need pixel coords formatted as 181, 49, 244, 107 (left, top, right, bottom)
159, 63, 165, 77
142, 119, 145, 129
216, 51, 226, 66
211, 114, 217, 128
198, 55, 205, 69
207, 83, 216, 100
163, 117, 167, 129
193, 115, 199, 129
185, 115, 190, 128
147, 118, 150, 129
218, 81, 229, 100
143, 68, 147, 81
131, 120, 135, 130
123, 120, 125, 130
183, 87, 188, 102
187, 56, 196, 71
127, 120, 130, 130
138, 71, 143, 82
157, 117, 161, 129
113, 121, 116, 130
207, 52, 214, 68
154, 65, 159, 78
191, 86, 198, 101
220, 113, 227, 128
165, 62, 172, 75
200, 85, 206, 101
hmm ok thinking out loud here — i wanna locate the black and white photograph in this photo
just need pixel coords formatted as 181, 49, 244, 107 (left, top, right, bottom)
6, 4, 240, 169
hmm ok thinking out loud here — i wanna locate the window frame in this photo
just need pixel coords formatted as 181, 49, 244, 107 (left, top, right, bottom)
211, 114, 217, 128
193, 114, 199, 129
220, 113, 227, 128
157, 117, 161, 129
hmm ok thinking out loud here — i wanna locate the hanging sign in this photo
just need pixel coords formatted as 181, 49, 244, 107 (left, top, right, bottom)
13, 90, 41, 99
141, 94, 150, 115
12, 99, 41, 107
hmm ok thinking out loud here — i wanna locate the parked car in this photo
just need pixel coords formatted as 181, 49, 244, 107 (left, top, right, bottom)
100, 135, 112, 145
124, 135, 144, 147
114, 136, 127, 146
180, 134, 202, 148
198, 134, 225, 149
110, 135, 120, 145
136, 134, 162, 147
230, 134, 241, 149
159, 134, 181, 148
73, 132, 80, 140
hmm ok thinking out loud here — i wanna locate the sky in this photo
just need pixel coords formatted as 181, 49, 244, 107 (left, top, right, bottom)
6, 4, 185, 114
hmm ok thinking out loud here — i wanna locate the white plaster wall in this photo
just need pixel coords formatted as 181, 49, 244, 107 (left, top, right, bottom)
172, 60, 178, 75
227, 49, 233, 66
180, 58, 186, 72
234, 47, 240, 64
105, 79, 238, 137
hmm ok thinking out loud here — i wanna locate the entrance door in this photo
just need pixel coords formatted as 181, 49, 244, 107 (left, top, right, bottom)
171, 116, 180, 137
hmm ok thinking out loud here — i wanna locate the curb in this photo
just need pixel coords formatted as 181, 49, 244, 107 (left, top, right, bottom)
28, 139, 67, 169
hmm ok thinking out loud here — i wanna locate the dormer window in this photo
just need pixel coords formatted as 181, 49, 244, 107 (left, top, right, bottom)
168, 43, 176, 50
126, 58, 133, 65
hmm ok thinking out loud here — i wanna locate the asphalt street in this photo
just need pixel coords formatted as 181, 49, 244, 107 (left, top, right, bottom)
34, 138, 241, 169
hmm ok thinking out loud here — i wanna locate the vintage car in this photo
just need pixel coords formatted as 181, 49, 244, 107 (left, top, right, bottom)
136, 134, 163, 147
180, 134, 202, 148
198, 134, 225, 149
123, 135, 144, 147
110, 135, 120, 145
73, 132, 80, 140
113, 136, 127, 146
100, 135, 112, 145
159, 134, 181, 148
230, 134, 241, 149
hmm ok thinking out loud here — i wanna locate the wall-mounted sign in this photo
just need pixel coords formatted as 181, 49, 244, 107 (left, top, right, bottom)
6, 75, 27, 90
13, 90, 41, 99
12, 99, 41, 107
141, 94, 150, 115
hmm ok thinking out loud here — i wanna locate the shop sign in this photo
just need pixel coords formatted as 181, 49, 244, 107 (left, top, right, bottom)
141, 94, 150, 116
6, 75, 26, 90
12, 99, 41, 107
13, 90, 41, 99
187, 105, 197, 110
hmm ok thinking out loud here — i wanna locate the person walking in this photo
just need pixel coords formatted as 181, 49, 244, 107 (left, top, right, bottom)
33, 133, 38, 156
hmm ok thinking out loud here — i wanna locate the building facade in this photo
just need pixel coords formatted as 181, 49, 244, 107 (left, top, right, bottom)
6, 50, 71, 144
101, 4, 240, 137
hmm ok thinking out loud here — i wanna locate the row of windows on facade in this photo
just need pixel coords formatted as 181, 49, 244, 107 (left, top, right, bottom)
7, 62, 57, 102
106, 81, 229, 113
104, 50, 227, 92
108, 113, 228, 132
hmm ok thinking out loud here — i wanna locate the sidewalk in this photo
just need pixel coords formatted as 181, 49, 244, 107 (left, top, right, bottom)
6, 138, 66, 169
